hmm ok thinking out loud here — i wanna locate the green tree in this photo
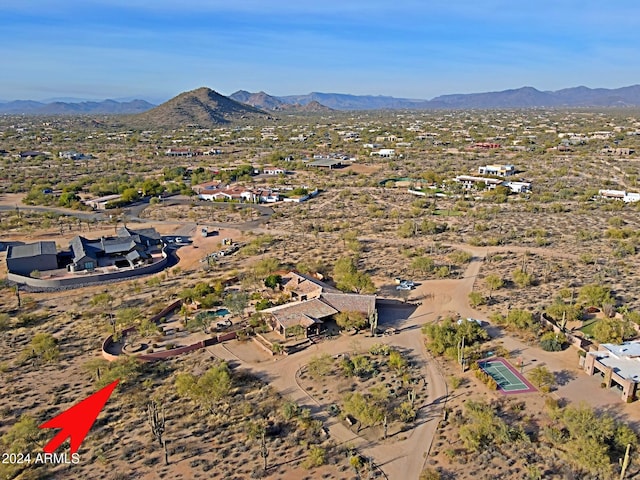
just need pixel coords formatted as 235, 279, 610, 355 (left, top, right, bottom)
592, 318, 636, 344
468, 291, 486, 307
254, 257, 280, 277
527, 365, 555, 389
58, 191, 80, 207
504, 309, 537, 332
332, 256, 375, 294
0, 415, 48, 478
422, 317, 489, 358
411, 256, 435, 275
351, 355, 374, 378
175, 362, 232, 414
539, 331, 566, 352
307, 353, 333, 379
303, 446, 327, 469
343, 392, 385, 432
578, 284, 614, 308
458, 400, 510, 452
545, 299, 581, 323
121, 187, 140, 203
264, 274, 282, 290
1, 414, 47, 453
223, 292, 249, 319
558, 404, 637, 476
388, 349, 408, 372
335, 310, 368, 332
484, 274, 503, 299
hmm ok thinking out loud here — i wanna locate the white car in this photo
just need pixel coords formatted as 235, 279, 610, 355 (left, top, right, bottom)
396, 284, 412, 291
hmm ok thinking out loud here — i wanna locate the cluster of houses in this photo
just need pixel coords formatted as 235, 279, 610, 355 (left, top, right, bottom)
164, 147, 223, 157
453, 164, 531, 194
193, 181, 318, 204
597, 189, 640, 203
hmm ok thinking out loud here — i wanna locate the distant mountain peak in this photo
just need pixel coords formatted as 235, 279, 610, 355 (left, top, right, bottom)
127, 87, 269, 128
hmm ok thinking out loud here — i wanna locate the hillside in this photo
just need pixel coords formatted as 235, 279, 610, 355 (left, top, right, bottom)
126, 87, 269, 128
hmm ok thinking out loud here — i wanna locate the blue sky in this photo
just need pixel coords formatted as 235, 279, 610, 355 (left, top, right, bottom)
2, 1, 640, 101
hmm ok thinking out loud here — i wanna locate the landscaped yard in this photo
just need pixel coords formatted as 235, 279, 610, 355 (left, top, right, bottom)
579, 317, 599, 338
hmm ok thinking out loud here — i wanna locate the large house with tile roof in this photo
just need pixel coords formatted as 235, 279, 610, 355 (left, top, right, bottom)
262, 272, 377, 338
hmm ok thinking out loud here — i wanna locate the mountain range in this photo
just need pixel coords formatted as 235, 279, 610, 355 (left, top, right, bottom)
231, 85, 640, 110
3, 84, 640, 117
0, 99, 154, 115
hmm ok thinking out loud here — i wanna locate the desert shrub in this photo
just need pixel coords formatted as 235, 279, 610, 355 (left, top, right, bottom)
369, 343, 391, 356
307, 353, 333, 379
468, 291, 486, 307
449, 376, 463, 389
539, 331, 566, 351
303, 446, 326, 469
512, 268, 535, 287
420, 467, 442, 480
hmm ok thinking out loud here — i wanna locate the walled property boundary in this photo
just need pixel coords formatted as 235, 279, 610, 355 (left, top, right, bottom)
8, 247, 170, 289
101, 299, 239, 362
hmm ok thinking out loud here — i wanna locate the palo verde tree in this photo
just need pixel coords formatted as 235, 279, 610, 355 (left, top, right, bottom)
223, 292, 249, 319
332, 256, 375, 294
335, 310, 368, 332
484, 274, 504, 300
175, 361, 232, 414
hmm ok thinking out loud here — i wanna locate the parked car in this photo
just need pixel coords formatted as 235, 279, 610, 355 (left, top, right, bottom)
396, 284, 412, 291
400, 280, 415, 288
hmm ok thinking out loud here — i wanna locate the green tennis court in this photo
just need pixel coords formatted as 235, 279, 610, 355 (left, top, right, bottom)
478, 358, 537, 394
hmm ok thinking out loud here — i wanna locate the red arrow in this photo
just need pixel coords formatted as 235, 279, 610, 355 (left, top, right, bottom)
39, 379, 119, 454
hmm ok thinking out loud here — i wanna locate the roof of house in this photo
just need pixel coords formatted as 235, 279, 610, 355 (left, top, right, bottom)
263, 299, 338, 329
589, 341, 640, 382
281, 271, 339, 297
455, 175, 503, 184
7, 241, 57, 259
70, 236, 100, 263
319, 293, 376, 315
307, 158, 342, 167
70, 227, 161, 264
117, 226, 161, 242
101, 238, 137, 254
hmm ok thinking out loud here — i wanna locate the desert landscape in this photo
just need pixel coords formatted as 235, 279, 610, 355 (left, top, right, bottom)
2, 100, 640, 480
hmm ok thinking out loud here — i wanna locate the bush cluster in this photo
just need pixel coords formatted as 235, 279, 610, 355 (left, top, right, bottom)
473, 367, 498, 390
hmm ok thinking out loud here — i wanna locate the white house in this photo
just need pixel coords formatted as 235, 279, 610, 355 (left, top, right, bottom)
263, 166, 286, 175
370, 149, 396, 158
598, 189, 640, 203
478, 164, 515, 177
504, 181, 532, 193
454, 175, 503, 190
